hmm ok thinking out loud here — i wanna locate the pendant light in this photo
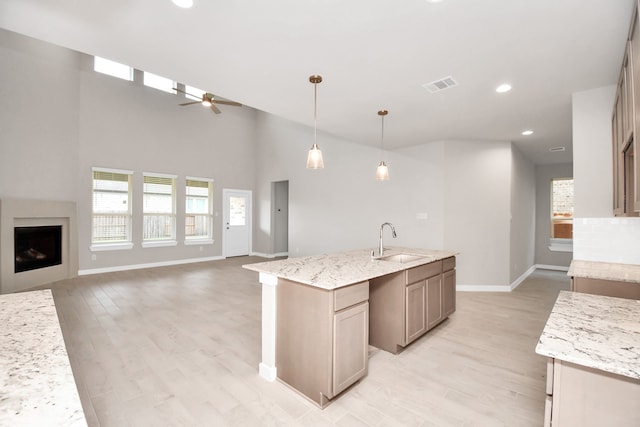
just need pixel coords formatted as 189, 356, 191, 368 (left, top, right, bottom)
306, 75, 324, 169
375, 110, 390, 181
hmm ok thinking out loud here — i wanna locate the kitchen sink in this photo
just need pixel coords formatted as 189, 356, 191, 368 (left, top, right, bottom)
377, 253, 427, 263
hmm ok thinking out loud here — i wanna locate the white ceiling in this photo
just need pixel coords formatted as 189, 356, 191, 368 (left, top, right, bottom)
0, 0, 634, 164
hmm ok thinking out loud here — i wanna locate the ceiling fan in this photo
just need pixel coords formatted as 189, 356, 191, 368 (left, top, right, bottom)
173, 87, 242, 114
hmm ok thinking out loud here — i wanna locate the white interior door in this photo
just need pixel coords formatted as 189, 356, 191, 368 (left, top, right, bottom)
223, 189, 252, 257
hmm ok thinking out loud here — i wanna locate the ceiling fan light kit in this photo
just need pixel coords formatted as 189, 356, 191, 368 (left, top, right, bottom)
173, 87, 241, 115
306, 75, 325, 169
375, 110, 390, 181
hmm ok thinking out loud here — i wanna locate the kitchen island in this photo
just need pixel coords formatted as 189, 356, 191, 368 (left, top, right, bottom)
536, 290, 640, 426
243, 246, 457, 407
0, 289, 86, 426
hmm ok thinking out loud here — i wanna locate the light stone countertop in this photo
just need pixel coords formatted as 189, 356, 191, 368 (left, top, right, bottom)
0, 289, 87, 426
568, 259, 640, 283
243, 247, 457, 290
535, 290, 640, 380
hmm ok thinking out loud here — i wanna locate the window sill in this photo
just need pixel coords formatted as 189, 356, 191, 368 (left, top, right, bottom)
549, 239, 573, 252
184, 239, 214, 246
91, 242, 134, 252
142, 240, 178, 248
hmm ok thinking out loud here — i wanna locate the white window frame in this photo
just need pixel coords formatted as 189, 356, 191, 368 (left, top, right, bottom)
142, 172, 178, 248
143, 72, 176, 94
90, 167, 134, 251
185, 176, 214, 245
93, 57, 134, 81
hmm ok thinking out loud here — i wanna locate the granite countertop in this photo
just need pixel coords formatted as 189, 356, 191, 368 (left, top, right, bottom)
535, 290, 640, 380
242, 246, 457, 290
568, 259, 640, 283
0, 289, 87, 426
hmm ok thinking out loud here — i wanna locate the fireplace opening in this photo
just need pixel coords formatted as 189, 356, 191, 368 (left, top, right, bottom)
14, 225, 63, 273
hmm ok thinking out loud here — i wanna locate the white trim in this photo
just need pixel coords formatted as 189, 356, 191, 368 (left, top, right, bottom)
78, 255, 224, 276
549, 238, 573, 252
510, 265, 536, 291
142, 171, 178, 179
92, 166, 134, 175
536, 264, 570, 272
184, 239, 214, 246
250, 251, 288, 258
259, 363, 277, 382
186, 176, 214, 183
142, 240, 178, 248
90, 242, 134, 251
457, 264, 570, 292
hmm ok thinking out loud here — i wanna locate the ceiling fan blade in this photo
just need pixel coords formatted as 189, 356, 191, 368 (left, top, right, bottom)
179, 101, 201, 106
210, 104, 222, 114
213, 100, 242, 107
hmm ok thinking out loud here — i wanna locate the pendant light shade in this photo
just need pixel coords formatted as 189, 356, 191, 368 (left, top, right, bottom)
306, 75, 324, 169
376, 110, 390, 181
376, 161, 390, 181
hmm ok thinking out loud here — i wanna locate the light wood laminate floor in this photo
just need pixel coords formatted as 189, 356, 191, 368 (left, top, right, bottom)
42, 258, 570, 426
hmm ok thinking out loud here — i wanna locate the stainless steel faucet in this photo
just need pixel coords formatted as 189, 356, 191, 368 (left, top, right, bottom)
379, 222, 397, 256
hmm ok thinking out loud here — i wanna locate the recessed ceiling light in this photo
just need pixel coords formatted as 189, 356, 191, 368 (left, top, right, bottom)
426, 0, 444, 3
521, 130, 533, 136
172, 0, 194, 8
496, 84, 512, 93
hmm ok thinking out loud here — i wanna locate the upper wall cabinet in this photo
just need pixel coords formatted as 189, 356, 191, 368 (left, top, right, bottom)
613, 2, 640, 216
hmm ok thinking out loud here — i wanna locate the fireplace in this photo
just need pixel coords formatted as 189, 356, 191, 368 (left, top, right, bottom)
14, 225, 63, 273
1, 199, 78, 294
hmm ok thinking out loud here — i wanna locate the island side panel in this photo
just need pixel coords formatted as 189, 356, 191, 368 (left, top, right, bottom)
368, 271, 405, 354
276, 278, 334, 406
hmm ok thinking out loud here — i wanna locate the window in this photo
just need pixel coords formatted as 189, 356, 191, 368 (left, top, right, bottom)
184, 85, 206, 101
551, 178, 574, 239
185, 178, 214, 242
94, 57, 133, 81
143, 72, 176, 94
92, 168, 133, 248
143, 173, 177, 245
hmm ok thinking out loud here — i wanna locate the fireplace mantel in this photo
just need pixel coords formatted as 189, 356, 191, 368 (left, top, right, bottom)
0, 199, 78, 294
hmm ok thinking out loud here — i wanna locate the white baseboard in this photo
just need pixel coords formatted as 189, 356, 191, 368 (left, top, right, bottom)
78, 256, 224, 276
457, 264, 569, 292
535, 264, 570, 272
250, 252, 288, 259
259, 363, 277, 382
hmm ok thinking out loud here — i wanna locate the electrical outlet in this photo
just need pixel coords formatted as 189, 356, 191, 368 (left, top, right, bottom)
416, 212, 428, 220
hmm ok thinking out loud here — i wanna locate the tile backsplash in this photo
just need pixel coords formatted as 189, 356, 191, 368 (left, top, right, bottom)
573, 217, 640, 265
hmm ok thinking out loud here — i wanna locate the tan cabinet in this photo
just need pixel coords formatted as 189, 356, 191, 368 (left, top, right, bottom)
544, 358, 640, 426
571, 276, 640, 300
369, 257, 456, 354
614, 3, 640, 215
276, 279, 369, 407
405, 280, 427, 343
426, 275, 443, 329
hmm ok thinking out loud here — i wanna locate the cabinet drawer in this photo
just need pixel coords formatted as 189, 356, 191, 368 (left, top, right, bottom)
334, 281, 369, 312
406, 260, 442, 284
443, 256, 455, 272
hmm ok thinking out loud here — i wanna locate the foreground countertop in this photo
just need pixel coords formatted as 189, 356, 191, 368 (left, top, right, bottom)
0, 289, 86, 426
568, 259, 640, 283
242, 247, 457, 290
535, 290, 640, 380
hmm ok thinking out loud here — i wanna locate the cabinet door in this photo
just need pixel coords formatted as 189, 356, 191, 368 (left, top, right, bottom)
442, 269, 456, 318
332, 302, 368, 396
405, 280, 427, 344
613, 93, 624, 216
426, 275, 443, 329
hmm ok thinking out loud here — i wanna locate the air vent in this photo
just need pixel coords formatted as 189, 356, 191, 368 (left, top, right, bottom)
422, 76, 458, 93
549, 147, 566, 152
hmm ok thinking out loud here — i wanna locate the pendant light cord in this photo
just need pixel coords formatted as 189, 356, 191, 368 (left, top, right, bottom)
314, 82, 318, 145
